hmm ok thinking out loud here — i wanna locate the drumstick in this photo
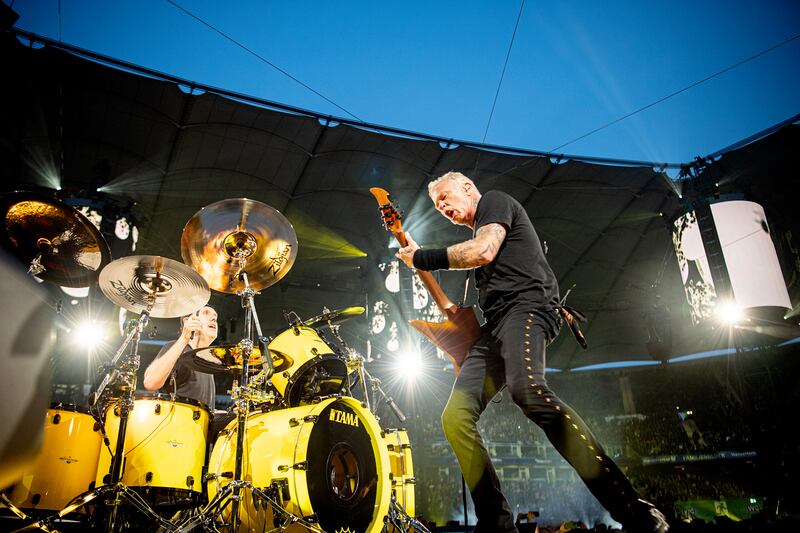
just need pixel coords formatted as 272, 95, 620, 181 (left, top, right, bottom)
189, 309, 200, 341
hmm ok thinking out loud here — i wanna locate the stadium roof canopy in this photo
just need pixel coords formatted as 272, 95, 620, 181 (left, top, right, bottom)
2, 32, 798, 370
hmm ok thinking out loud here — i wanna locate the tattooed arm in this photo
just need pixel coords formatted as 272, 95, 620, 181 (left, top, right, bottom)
446, 223, 507, 269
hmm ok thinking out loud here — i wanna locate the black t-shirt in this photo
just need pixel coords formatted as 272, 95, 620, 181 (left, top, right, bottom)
473, 190, 560, 330
153, 341, 215, 410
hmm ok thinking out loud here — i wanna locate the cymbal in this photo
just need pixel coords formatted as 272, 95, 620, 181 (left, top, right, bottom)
180, 343, 293, 375
98, 255, 210, 318
304, 306, 365, 328
180, 198, 298, 293
0, 191, 111, 287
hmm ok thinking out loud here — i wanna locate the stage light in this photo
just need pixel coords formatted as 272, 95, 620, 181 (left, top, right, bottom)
394, 350, 423, 381
74, 321, 104, 348
716, 301, 742, 324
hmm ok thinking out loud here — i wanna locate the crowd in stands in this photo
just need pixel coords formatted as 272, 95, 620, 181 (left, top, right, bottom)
394, 348, 799, 529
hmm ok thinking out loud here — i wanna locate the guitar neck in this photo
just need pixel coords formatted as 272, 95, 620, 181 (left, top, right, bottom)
393, 230, 456, 313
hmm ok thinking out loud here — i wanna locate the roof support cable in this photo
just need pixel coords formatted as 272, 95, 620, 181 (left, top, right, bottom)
164, 0, 364, 123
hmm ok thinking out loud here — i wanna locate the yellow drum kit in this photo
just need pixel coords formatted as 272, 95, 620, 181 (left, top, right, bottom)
0, 193, 424, 533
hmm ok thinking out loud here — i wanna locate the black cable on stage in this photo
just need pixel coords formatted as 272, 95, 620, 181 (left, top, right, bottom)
490, 31, 800, 181
164, 0, 364, 123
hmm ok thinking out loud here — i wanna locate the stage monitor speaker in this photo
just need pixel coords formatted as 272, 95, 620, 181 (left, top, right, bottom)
0, 252, 54, 489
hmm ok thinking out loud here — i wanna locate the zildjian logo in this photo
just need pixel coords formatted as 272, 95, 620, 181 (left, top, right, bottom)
335, 529, 354, 533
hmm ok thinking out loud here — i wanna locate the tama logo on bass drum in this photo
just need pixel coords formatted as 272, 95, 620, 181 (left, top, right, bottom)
329, 408, 359, 428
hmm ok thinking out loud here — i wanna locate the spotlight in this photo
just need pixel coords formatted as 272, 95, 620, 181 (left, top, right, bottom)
716, 301, 742, 325
394, 350, 423, 381
74, 321, 104, 349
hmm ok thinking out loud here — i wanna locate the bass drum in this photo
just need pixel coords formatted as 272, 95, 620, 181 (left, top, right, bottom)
267, 325, 348, 406
96, 393, 210, 508
8, 404, 102, 511
208, 397, 391, 533
382, 428, 415, 523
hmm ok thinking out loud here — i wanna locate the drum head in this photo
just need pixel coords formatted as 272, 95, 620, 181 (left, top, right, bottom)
306, 400, 381, 532
285, 356, 348, 406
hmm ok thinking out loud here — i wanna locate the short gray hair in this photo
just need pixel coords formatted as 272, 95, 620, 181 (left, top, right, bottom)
427, 171, 474, 199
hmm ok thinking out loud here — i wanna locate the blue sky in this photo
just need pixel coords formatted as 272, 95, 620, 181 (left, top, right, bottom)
9, 0, 800, 164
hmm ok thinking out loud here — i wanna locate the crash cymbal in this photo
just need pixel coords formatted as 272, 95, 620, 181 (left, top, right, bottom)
98, 255, 210, 318
180, 198, 298, 293
180, 343, 292, 375
0, 191, 111, 287
304, 306, 365, 328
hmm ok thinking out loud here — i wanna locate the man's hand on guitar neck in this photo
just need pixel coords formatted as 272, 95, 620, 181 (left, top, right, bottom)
395, 232, 420, 268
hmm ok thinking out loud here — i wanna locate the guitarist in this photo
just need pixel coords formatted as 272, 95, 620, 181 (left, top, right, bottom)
396, 171, 668, 533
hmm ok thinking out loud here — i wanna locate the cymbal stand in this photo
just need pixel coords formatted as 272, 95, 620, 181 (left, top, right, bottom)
11, 303, 176, 533
178, 255, 287, 532
346, 352, 406, 425
324, 317, 361, 401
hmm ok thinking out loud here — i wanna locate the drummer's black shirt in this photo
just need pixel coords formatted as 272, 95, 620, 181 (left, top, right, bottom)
154, 341, 215, 410
473, 190, 560, 334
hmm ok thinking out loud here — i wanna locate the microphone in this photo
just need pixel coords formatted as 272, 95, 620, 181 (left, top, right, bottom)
385, 395, 406, 424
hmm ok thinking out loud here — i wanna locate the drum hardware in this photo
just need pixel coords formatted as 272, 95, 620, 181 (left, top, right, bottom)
7, 311, 176, 533
385, 497, 431, 533
8, 256, 211, 533
315, 305, 364, 399
344, 349, 407, 425
0, 191, 111, 286
178, 199, 295, 531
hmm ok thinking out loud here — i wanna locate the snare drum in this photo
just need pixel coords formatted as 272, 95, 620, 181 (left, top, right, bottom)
96, 393, 210, 508
8, 404, 102, 511
268, 325, 348, 405
208, 397, 392, 532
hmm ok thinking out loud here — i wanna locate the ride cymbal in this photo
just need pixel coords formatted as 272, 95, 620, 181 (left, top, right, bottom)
304, 306, 365, 328
98, 255, 210, 318
180, 198, 297, 294
0, 191, 111, 287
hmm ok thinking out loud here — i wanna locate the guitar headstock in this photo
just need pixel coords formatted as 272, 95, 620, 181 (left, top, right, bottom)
369, 187, 404, 235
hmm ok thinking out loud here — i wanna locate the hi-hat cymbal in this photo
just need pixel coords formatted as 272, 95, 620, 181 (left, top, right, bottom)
0, 191, 111, 287
180, 198, 298, 294
180, 343, 293, 375
304, 306, 365, 328
98, 255, 210, 318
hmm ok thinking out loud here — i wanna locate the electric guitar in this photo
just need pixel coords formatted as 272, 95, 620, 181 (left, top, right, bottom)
369, 187, 481, 374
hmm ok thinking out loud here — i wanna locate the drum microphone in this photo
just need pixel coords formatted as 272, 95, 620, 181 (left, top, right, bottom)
283, 310, 302, 334
385, 395, 406, 424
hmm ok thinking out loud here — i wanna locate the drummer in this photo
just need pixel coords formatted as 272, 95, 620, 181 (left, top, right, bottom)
143, 305, 218, 410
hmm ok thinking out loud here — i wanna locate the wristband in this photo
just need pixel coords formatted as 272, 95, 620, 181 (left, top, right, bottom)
412, 248, 450, 271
